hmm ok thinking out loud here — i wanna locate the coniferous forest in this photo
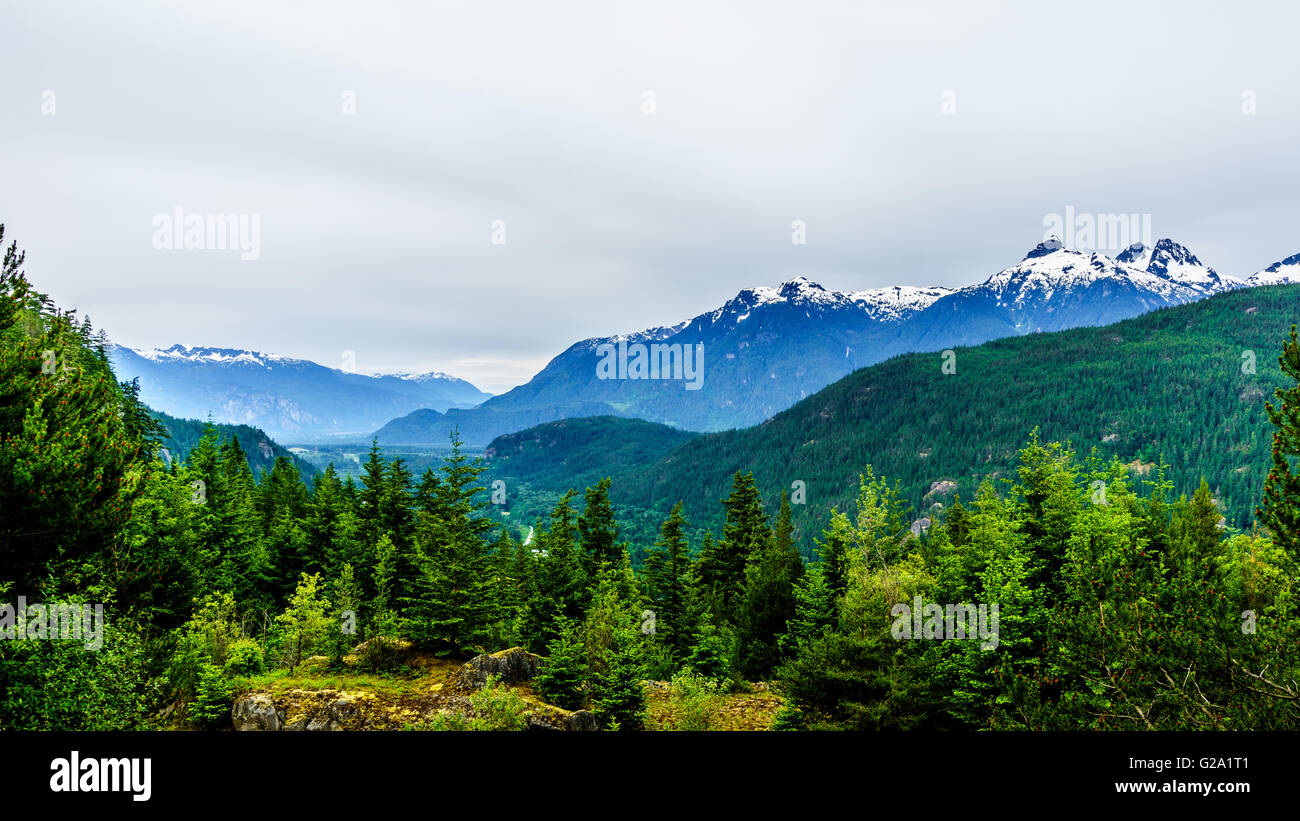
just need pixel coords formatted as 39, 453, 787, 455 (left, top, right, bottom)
4, 224, 1300, 734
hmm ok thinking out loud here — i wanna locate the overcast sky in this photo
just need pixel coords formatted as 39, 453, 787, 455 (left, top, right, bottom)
2, 0, 1297, 393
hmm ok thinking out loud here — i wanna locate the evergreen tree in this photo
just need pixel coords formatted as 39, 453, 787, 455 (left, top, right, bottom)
1259, 324, 1300, 560
590, 622, 647, 730
534, 617, 587, 710
359, 439, 386, 544
643, 502, 696, 662
401, 433, 495, 650
697, 472, 768, 626
328, 563, 362, 667
779, 561, 834, 656
737, 491, 804, 678
579, 477, 627, 578
685, 619, 735, 684
521, 491, 586, 650
370, 533, 399, 637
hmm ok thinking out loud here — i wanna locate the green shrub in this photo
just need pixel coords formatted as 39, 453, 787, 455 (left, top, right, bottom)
358, 636, 408, 673
416, 711, 472, 731
224, 638, 264, 676
655, 670, 724, 731
189, 663, 234, 728
0, 610, 162, 730
639, 638, 677, 682
769, 704, 805, 731
467, 675, 530, 730
535, 621, 588, 710
685, 622, 735, 686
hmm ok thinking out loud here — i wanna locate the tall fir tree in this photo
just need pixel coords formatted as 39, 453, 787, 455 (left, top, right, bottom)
737, 490, 804, 678
578, 477, 627, 580
1259, 324, 1300, 560
643, 502, 696, 663
401, 432, 496, 650
697, 472, 768, 626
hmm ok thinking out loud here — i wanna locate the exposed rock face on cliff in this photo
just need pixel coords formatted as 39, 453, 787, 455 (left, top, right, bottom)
453, 647, 543, 691
233, 690, 377, 731
232, 693, 284, 731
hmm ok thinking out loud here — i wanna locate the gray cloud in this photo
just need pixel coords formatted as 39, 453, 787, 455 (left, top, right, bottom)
2, 0, 1297, 393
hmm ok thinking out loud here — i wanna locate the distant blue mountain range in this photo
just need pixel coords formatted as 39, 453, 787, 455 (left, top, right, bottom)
118, 237, 1300, 447
111, 344, 491, 443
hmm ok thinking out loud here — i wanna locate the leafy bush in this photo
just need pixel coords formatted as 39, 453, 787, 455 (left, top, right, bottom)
639, 637, 677, 682
655, 670, 724, 731
167, 592, 241, 701
467, 674, 530, 730
224, 638, 264, 676
0, 610, 162, 730
769, 704, 805, 731
417, 711, 472, 731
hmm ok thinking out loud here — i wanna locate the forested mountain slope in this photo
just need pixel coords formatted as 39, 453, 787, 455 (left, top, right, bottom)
150, 409, 317, 480
485, 284, 1300, 550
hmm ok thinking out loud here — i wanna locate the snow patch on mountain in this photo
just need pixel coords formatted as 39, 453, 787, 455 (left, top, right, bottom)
386, 370, 474, 385
704, 275, 949, 326
973, 241, 1198, 309
1247, 252, 1300, 286
849, 285, 954, 321
1117, 239, 1242, 293
132, 344, 300, 368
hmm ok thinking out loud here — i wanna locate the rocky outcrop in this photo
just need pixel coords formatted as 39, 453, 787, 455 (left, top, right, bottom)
454, 647, 543, 691
232, 693, 285, 731
527, 709, 598, 732
234, 690, 377, 731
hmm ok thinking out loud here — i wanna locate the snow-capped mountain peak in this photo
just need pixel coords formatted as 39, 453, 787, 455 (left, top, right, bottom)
131, 344, 298, 369
1246, 252, 1300, 286
1143, 238, 1238, 290
1115, 241, 1153, 270
775, 275, 839, 303
717, 275, 948, 325
1025, 236, 1065, 259
730, 275, 849, 310
975, 241, 1201, 311
386, 370, 467, 384
1112, 238, 1240, 293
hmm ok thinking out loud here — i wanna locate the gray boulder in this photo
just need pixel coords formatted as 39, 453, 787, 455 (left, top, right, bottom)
456, 647, 543, 690
526, 708, 599, 732
232, 693, 284, 731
